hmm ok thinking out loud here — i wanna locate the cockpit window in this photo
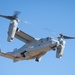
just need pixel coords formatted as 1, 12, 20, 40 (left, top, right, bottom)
46, 37, 49, 41
39, 38, 43, 41
46, 37, 53, 41
39, 38, 43, 42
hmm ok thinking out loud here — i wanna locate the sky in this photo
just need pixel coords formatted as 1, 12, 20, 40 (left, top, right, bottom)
0, 0, 75, 75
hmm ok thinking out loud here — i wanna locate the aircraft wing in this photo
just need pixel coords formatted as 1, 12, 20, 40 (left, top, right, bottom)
15, 29, 36, 43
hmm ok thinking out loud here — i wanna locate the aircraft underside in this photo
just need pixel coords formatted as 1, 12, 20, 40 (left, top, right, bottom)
14, 46, 51, 61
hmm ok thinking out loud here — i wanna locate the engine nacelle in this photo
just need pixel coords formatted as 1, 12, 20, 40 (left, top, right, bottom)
7, 20, 18, 42
56, 44, 65, 58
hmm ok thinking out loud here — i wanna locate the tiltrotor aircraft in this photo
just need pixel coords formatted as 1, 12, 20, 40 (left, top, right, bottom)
0, 12, 75, 62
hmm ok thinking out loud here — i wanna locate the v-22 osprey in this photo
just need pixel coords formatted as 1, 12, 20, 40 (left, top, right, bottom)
0, 12, 75, 62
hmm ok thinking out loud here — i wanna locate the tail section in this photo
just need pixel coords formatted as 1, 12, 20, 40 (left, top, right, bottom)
0, 49, 19, 62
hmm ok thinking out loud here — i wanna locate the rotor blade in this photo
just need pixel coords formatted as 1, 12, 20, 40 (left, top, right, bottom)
13, 11, 20, 18
58, 34, 75, 39
22, 20, 31, 24
0, 15, 13, 20
44, 27, 58, 36
63, 36, 75, 39
17, 19, 31, 24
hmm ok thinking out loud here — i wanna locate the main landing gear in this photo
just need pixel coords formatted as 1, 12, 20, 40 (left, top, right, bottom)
35, 57, 41, 62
